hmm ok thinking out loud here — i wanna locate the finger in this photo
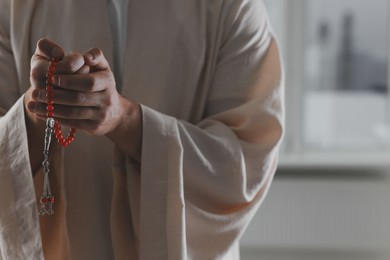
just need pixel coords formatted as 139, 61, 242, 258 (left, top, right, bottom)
53, 72, 111, 92
32, 88, 102, 107
77, 65, 91, 74
35, 38, 65, 60
35, 115, 98, 134
55, 52, 85, 74
30, 52, 87, 88
26, 100, 44, 115
31, 88, 47, 102
55, 118, 98, 133
27, 101, 100, 120
83, 48, 110, 71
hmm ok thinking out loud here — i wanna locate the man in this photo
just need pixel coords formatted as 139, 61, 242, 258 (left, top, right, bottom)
0, 0, 283, 259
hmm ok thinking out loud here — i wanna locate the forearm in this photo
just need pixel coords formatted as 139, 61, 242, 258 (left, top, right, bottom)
106, 95, 143, 163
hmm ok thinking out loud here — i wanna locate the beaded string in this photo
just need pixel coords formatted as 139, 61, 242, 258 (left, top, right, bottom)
39, 59, 77, 216
46, 59, 76, 147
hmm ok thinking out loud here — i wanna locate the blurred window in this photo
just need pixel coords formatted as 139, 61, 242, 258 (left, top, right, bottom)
303, 0, 390, 151
264, 0, 390, 157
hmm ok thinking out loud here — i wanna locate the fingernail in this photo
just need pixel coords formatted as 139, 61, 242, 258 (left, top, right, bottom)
51, 47, 63, 59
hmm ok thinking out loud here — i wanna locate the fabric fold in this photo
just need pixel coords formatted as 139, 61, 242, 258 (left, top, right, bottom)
139, 105, 187, 259
0, 97, 43, 259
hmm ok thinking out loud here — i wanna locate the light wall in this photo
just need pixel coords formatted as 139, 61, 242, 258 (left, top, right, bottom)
240, 167, 390, 260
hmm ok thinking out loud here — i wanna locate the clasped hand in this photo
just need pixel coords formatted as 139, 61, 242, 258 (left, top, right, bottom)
27, 38, 123, 136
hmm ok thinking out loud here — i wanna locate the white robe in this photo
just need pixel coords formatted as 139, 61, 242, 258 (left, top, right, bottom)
0, 0, 284, 259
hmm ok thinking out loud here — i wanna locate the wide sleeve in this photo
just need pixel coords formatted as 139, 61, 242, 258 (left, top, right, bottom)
134, 0, 284, 259
0, 1, 44, 259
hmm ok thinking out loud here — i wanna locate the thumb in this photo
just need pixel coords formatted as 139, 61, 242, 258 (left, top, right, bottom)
35, 38, 65, 60
83, 48, 110, 71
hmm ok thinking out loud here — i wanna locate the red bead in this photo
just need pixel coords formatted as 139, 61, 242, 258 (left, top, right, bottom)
47, 105, 54, 111
67, 136, 75, 143
40, 197, 48, 204
46, 78, 53, 85
49, 197, 55, 203
47, 99, 54, 105
47, 111, 54, 117
46, 85, 53, 92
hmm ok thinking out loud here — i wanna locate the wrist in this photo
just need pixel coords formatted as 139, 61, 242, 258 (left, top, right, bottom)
106, 95, 143, 162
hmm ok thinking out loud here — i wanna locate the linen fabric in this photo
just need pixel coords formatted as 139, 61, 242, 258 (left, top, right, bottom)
0, 0, 284, 259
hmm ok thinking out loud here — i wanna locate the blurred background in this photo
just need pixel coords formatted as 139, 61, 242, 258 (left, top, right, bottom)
240, 0, 390, 259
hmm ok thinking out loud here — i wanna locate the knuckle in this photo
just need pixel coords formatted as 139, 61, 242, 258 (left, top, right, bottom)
85, 77, 96, 91
76, 93, 86, 104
